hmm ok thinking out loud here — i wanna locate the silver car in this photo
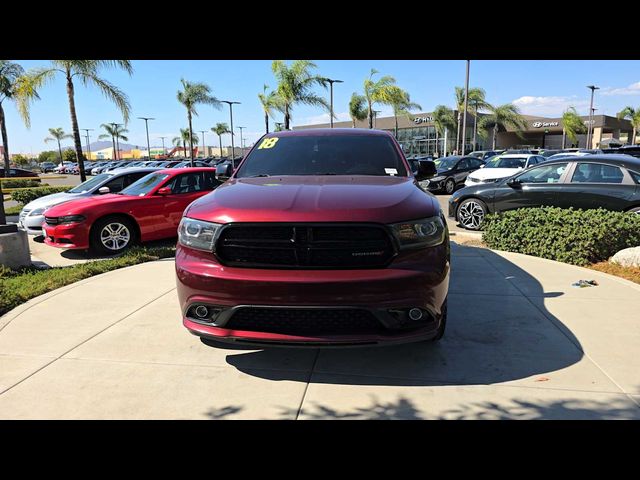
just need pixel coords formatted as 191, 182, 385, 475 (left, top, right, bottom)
18, 167, 159, 235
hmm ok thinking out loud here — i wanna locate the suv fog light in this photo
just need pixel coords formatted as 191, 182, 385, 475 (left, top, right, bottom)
195, 305, 209, 318
408, 308, 423, 321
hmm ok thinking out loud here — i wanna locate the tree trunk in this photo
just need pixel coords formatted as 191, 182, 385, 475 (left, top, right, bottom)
473, 112, 477, 152
57, 140, 63, 167
352, 119, 356, 128
0, 103, 10, 177
188, 111, 194, 167
284, 105, 290, 130
368, 100, 373, 129
492, 125, 497, 150
66, 71, 87, 182
264, 112, 269, 134
633, 126, 637, 146
562, 129, 566, 149
435, 130, 439, 157
218, 135, 222, 158
111, 135, 116, 162
456, 111, 462, 153
394, 114, 398, 138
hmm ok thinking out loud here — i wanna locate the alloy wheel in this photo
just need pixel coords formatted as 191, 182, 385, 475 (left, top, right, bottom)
457, 200, 485, 230
100, 222, 131, 251
445, 179, 455, 194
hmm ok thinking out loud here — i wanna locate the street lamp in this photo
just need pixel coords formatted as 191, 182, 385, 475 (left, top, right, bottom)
324, 78, 343, 128
237, 126, 246, 152
199, 130, 207, 158
110, 122, 124, 160
586, 85, 599, 148
461, 60, 470, 155
221, 100, 241, 167
138, 117, 154, 160
81, 128, 93, 162
158, 136, 166, 157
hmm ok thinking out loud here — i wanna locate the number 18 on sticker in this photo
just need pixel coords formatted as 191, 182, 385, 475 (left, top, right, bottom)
258, 138, 279, 149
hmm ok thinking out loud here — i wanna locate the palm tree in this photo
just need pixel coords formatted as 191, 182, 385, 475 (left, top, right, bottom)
173, 129, 199, 158
561, 107, 587, 148
385, 86, 422, 138
271, 60, 329, 130
257, 84, 282, 134
98, 124, 129, 160
363, 69, 396, 129
211, 123, 231, 158
26, 60, 133, 182
348, 92, 368, 128
176, 78, 221, 166
617, 106, 640, 145
478, 104, 528, 150
432, 105, 456, 157
44, 128, 73, 166
454, 87, 488, 153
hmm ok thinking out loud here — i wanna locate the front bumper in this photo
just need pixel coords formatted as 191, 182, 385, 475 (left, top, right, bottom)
18, 213, 46, 235
42, 222, 90, 249
176, 243, 450, 346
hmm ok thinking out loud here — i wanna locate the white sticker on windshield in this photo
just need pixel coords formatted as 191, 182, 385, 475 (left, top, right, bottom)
385, 168, 398, 176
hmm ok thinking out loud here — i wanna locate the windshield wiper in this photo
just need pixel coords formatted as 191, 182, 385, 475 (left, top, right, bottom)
248, 174, 270, 177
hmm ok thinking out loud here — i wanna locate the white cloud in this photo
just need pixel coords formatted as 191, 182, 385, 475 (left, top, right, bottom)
601, 82, 640, 96
297, 111, 351, 125
512, 95, 589, 116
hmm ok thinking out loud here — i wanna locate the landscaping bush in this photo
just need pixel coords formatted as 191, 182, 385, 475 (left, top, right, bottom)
10, 186, 73, 205
482, 207, 640, 266
1, 179, 42, 188
0, 245, 176, 317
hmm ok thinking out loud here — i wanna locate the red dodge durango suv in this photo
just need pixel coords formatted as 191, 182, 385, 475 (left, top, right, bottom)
176, 129, 450, 346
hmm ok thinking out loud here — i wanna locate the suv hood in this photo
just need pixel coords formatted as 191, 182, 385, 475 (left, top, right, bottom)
24, 192, 88, 211
186, 176, 439, 224
468, 167, 522, 180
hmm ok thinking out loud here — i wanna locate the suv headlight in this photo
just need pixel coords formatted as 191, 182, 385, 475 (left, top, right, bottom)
178, 217, 222, 252
390, 216, 446, 249
430, 176, 446, 182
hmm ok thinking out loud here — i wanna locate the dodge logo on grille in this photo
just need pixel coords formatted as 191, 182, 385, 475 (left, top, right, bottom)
352, 251, 385, 257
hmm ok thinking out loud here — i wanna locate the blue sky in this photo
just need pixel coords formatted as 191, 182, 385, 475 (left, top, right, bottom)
4, 60, 640, 155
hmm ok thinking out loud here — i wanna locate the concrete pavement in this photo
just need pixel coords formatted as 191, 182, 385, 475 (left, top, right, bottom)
1, 241, 639, 419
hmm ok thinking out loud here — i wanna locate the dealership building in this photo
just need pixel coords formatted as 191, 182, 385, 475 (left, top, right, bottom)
294, 111, 635, 156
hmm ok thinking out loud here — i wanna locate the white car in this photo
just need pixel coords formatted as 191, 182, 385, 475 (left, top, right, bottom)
465, 154, 545, 187
18, 168, 159, 235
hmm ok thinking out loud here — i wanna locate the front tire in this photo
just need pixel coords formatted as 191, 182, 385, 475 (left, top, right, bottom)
628, 206, 640, 214
90, 216, 137, 255
456, 198, 488, 230
444, 178, 455, 194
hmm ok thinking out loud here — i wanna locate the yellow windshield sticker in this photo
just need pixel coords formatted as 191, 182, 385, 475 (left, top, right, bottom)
258, 137, 279, 149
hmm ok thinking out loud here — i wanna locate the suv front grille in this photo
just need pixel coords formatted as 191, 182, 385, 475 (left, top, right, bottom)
225, 307, 385, 335
216, 224, 395, 268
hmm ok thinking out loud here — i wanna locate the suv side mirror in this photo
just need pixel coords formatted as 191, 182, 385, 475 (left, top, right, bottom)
98, 186, 110, 194
157, 187, 172, 196
216, 163, 233, 180
506, 178, 522, 188
414, 160, 437, 181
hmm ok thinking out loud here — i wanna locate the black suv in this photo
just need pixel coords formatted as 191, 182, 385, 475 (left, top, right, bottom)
420, 155, 485, 194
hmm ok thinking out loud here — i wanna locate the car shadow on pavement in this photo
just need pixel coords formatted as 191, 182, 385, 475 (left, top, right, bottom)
203, 243, 590, 392
56, 238, 178, 260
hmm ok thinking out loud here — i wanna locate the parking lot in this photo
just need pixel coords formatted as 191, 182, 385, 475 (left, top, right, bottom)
1, 241, 640, 419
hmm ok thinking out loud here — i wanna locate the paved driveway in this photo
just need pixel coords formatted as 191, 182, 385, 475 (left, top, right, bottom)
1, 242, 639, 419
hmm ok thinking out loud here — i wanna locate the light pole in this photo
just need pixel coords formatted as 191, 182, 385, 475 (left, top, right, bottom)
586, 85, 599, 148
81, 128, 93, 163
138, 117, 154, 160
237, 126, 246, 152
325, 78, 343, 128
372, 110, 381, 129
461, 60, 470, 155
221, 100, 241, 167
199, 130, 206, 158
158, 136, 166, 157
110, 123, 124, 160
472, 99, 478, 152
591, 107, 598, 148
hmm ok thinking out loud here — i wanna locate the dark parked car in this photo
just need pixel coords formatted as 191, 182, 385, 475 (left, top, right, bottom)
0, 167, 39, 178
617, 145, 640, 158
421, 155, 485, 194
449, 154, 640, 230
468, 150, 499, 160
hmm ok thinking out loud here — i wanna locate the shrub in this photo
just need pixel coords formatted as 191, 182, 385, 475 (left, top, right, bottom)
1, 179, 42, 188
10, 186, 73, 205
482, 207, 640, 266
0, 245, 176, 316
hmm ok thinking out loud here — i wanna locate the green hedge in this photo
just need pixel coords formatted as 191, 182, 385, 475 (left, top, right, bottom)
1, 179, 42, 188
482, 207, 640, 266
0, 246, 176, 317
10, 186, 73, 205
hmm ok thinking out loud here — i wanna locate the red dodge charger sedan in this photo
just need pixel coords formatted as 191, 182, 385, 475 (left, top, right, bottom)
43, 168, 220, 254
176, 129, 450, 347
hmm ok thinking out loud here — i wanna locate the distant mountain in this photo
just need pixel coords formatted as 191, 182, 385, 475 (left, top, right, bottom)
60, 141, 140, 152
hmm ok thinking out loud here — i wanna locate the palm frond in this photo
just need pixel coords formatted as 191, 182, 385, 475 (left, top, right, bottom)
79, 73, 131, 122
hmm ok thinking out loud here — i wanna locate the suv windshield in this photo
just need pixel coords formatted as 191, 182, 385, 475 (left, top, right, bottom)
68, 173, 112, 193
120, 172, 169, 196
485, 156, 527, 169
236, 135, 407, 177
